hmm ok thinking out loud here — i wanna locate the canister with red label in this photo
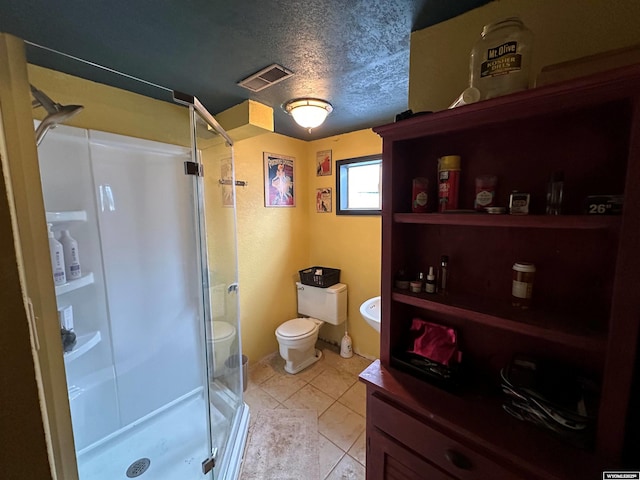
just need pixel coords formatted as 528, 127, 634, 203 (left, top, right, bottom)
438, 155, 461, 212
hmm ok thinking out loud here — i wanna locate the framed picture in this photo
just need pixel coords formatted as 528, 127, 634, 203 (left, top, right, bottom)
316, 149, 332, 176
316, 187, 332, 213
264, 152, 295, 207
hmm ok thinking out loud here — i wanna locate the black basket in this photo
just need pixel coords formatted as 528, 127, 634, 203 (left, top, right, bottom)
299, 266, 341, 288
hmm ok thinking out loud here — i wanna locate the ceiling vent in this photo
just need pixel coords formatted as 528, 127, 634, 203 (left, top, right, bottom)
238, 64, 294, 92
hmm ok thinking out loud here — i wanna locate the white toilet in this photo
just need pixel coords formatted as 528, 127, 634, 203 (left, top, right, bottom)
208, 321, 236, 378
275, 281, 347, 374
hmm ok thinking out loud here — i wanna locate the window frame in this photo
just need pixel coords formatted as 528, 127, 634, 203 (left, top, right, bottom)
335, 154, 382, 216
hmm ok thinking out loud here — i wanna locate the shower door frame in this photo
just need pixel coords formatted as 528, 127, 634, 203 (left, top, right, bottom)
175, 90, 250, 479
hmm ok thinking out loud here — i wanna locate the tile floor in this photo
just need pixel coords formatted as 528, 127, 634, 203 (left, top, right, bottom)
244, 341, 373, 480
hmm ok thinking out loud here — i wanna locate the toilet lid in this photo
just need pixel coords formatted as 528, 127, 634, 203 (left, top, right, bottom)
212, 321, 235, 340
277, 318, 316, 338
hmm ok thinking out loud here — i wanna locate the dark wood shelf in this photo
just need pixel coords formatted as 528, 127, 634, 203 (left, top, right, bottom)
392, 290, 607, 354
393, 213, 621, 229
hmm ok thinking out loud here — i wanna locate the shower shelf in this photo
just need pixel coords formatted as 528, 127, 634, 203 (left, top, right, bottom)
64, 331, 101, 363
55, 272, 95, 296
46, 210, 88, 224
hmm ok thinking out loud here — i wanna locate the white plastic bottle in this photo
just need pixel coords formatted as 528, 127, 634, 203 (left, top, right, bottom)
59, 229, 82, 280
469, 17, 534, 100
48, 223, 66, 286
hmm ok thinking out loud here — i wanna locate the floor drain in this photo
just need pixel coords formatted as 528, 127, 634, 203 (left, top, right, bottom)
126, 458, 151, 477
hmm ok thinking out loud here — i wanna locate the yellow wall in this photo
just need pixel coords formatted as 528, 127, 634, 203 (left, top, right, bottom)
409, 0, 640, 113
229, 129, 383, 363
232, 133, 311, 363
308, 131, 382, 358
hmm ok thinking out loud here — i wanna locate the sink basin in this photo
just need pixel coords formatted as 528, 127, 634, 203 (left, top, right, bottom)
360, 296, 381, 332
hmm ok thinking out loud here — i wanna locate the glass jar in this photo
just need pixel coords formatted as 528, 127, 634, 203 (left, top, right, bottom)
512, 262, 535, 309
470, 17, 534, 100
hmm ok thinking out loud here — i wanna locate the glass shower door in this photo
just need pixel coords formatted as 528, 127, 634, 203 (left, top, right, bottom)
189, 107, 248, 479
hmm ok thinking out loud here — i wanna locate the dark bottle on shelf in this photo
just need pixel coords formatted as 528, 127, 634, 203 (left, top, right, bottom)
438, 256, 449, 294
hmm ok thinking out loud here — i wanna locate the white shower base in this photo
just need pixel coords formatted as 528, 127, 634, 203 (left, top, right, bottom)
77, 393, 229, 480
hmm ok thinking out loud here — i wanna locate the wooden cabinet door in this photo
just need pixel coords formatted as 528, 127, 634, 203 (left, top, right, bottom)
367, 428, 456, 480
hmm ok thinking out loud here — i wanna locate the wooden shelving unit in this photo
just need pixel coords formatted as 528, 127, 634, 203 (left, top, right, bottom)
361, 64, 640, 479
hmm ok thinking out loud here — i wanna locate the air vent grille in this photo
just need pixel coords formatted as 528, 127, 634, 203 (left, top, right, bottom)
238, 64, 294, 92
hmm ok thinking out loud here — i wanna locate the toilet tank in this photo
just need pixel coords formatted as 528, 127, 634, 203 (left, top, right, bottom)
296, 281, 347, 325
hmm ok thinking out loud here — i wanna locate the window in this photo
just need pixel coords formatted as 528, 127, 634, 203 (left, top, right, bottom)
336, 155, 382, 215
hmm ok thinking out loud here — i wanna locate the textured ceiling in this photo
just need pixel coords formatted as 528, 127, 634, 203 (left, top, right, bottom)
0, 0, 491, 140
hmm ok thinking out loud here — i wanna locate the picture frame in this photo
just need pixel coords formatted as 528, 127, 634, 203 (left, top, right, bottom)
316, 187, 332, 213
316, 149, 332, 176
264, 152, 295, 207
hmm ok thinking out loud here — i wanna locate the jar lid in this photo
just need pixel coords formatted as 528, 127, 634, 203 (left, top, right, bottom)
513, 262, 536, 272
482, 17, 524, 36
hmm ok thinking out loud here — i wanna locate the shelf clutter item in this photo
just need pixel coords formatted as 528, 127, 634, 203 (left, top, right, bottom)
299, 266, 341, 288
500, 354, 598, 448
470, 16, 534, 100
391, 318, 463, 392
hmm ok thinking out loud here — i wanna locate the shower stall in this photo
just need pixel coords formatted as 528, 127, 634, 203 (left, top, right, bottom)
2, 35, 248, 480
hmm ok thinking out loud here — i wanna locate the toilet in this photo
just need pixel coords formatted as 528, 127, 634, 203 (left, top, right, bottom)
208, 321, 236, 378
275, 282, 347, 374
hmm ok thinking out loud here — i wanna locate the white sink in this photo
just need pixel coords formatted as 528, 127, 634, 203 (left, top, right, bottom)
360, 296, 381, 332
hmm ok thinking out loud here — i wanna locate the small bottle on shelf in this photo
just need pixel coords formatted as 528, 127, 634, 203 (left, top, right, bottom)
511, 262, 536, 309
438, 256, 449, 294
47, 223, 66, 286
59, 229, 82, 280
410, 272, 425, 293
546, 171, 564, 215
425, 266, 436, 294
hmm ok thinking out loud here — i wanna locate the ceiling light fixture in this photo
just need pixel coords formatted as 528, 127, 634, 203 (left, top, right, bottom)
283, 98, 333, 132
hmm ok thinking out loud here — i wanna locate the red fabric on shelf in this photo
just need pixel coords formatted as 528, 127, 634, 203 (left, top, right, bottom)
409, 318, 458, 366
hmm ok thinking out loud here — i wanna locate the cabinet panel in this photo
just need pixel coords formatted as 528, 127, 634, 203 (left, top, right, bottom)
368, 428, 454, 480
369, 393, 521, 480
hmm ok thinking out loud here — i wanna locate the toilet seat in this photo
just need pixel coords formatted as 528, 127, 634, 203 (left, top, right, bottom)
276, 318, 318, 340
212, 321, 235, 342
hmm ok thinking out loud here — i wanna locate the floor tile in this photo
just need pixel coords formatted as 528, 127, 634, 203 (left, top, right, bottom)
336, 354, 373, 377
318, 402, 365, 451
260, 372, 307, 403
247, 359, 278, 387
347, 431, 366, 466
319, 434, 344, 479
311, 366, 357, 399
243, 387, 280, 413
325, 454, 366, 480
337, 381, 366, 416
283, 384, 334, 417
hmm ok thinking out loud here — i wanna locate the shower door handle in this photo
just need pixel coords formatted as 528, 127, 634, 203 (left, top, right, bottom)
227, 283, 238, 294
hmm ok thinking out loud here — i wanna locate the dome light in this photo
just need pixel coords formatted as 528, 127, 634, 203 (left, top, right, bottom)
283, 98, 333, 132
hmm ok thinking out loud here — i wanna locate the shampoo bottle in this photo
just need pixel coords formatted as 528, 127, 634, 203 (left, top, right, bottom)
48, 223, 66, 286
59, 229, 82, 280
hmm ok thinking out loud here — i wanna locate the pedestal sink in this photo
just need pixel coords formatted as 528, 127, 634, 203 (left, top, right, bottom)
360, 296, 381, 332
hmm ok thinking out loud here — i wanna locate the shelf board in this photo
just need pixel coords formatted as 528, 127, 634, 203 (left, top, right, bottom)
392, 290, 607, 354
55, 272, 94, 296
64, 331, 101, 363
46, 210, 88, 224
393, 213, 621, 229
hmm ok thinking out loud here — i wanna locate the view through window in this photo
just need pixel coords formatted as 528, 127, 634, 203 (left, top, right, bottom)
336, 155, 382, 215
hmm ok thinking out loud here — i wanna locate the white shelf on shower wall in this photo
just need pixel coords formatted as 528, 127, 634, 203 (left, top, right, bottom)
55, 272, 95, 296
46, 210, 88, 224
64, 331, 101, 363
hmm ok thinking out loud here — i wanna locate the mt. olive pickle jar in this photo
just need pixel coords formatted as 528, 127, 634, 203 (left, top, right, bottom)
512, 262, 535, 309
470, 17, 534, 100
